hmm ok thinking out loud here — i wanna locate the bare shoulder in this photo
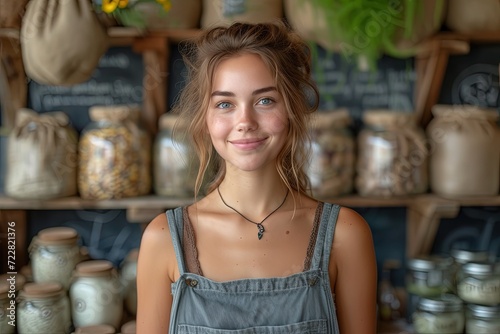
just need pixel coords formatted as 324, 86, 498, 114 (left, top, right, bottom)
335, 206, 373, 244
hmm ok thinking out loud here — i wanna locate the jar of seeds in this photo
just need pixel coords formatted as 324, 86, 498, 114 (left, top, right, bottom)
466, 304, 500, 334
356, 110, 428, 197
306, 109, 355, 198
78, 105, 151, 199
153, 113, 197, 197
457, 261, 500, 306
412, 294, 465, 334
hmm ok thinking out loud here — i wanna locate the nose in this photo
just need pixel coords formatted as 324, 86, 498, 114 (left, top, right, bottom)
236, 105, 258, 132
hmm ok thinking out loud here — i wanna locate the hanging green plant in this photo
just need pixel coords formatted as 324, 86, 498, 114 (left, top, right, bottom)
289, 0, 446, 70
94, 0, 172, 29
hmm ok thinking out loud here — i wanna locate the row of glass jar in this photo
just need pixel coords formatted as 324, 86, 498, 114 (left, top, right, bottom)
0, 227, 139, 333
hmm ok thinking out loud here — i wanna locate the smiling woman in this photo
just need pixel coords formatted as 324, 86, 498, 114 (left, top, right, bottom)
136, 22, 377, 334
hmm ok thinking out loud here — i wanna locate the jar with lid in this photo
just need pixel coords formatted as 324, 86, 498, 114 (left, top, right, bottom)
457, 261, 500, 306
29, 227, 81, 290
17, 282, 72, 334
450, 249, 490, 293
78, 105, 152, 200
406, 255, 454, 297
356, 110, 428, 197
412, 294, 465, 334
427, 104, 500, 196
120, 248, 138, 315
466, 304, 500, 334
69, 260, 123, 329
0, 283, 15, 334
153, 113, 197, 197
306, 109, 355, 198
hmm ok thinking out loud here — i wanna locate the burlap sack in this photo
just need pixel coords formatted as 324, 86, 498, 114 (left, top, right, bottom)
427, 105, 500, 196
5, 108, 78, 199
201, 0, 283, 29
135, 0, 202, 29
446, 0, 500, 33
21, 0, 109, 86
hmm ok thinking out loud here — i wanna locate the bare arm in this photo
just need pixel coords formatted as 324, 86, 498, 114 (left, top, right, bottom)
136, 214, 177, 334
330, 207, 378, 334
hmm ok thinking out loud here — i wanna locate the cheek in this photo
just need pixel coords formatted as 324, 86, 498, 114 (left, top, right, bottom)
207, 116, 230, 140
269, 114, 289, 135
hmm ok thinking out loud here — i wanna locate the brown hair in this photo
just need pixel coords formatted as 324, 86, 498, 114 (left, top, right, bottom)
171, 22, 319, 198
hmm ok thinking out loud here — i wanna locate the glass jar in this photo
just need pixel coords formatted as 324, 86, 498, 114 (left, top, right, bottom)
466, 304, 500, 334
29, 227, 81, 290
356, 110, 428, 197
457, 262, 500, 306
406, 255, 454, 297
427, 105, 500, 196
120, 248, 138, 316
70, 260, 123, 330
17, 282, 72, 334
0, 283, 15, 334
412, 294, 465, 334
450, 249, 490, 293
306, 109, 355, 198
78, 105, 152, 199
153, 113, 197, 197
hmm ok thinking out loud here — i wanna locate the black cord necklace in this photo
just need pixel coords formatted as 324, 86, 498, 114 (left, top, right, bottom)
217, 187, 289, 240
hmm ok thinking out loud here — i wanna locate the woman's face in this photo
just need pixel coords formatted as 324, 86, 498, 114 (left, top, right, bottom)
206, 53, 289, 173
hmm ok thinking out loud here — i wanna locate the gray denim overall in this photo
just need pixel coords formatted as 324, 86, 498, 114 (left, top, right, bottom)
166, 202, 340, 334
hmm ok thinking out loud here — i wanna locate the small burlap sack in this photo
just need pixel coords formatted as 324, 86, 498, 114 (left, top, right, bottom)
5, 108, 78, 199
201, 0, 283, 29
427, 105, 500, 196
446, 0, 500, 33
21, 0, 109, 86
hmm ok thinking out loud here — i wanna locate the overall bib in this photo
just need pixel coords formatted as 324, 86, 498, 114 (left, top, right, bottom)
166, 202, 340, 334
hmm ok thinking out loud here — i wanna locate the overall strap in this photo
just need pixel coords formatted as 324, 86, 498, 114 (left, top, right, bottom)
310, 203, 341, 271
166, 207, 187, 275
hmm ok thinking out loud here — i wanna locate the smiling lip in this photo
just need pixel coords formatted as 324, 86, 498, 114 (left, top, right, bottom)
229, 138, 267, 150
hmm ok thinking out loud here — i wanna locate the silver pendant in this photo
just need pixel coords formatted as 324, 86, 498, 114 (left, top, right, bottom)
257, 224, 265, 240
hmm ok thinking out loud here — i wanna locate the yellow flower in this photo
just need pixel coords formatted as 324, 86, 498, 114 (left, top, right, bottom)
156, 0, 171, 11
118, 0, 129, 9
102, 0, 120, 13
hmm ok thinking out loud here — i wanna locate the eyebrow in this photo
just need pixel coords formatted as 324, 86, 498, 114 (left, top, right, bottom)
211, 86, 277, 97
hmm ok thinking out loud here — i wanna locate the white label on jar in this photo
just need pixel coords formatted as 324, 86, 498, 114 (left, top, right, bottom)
413, 311, 464, 334
467, 319, 500, 334
458, 277, 500, 306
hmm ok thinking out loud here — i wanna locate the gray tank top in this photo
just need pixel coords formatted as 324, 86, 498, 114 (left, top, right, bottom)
166, 202, 340, 334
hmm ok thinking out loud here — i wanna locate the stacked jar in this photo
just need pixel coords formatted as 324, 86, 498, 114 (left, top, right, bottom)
306, 109, 355, 198
17, 282, 72, 334
356, 110, 428, 197
79, 105, 151, 199
153, 113, 197, 197
450, 249, 490, 293
412, 294, 465, 334
29, 227, 82, 290
70, 260, 123, 330
427, 105, 500, 196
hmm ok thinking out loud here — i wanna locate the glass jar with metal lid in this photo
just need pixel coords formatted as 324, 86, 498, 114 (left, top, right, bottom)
29, 227, 81, 290
406, 255, 454, 297
79, 105, 152, 199
306, 109, 355, 198
153, 113, 197, 197
466, 304, 500, 334
457, 262, 500, 306
17, 282, 72, 334
412, 294, 465, 334
450, 249, 490, 293
356, 110, 428, 197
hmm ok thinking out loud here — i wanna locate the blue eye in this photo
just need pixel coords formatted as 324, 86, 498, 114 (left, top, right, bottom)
216, 102, 232, 109
259, 98, 273, 105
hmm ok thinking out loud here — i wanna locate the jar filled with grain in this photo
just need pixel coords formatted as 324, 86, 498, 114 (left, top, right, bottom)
29, 227, 81, 290
79, 105, 151, 199
466, 304, 500, 334
17, 282, 72, 334
427, 105, 500, 196
153, 113, 197, 197
450, 249, 490, 294
306, 109, 355, 198
356, 110, 428, 197
412, 294, 465, 334
457, 261, 500, 306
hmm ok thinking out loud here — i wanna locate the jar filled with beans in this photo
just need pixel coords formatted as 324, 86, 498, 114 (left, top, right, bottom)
356, 110, 428, 197
78, 105, 151, 199
306, 109, 355, 198
153, 113, 197, 197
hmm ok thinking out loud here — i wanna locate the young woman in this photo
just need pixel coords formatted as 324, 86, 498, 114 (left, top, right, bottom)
137, 22, 377, 334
